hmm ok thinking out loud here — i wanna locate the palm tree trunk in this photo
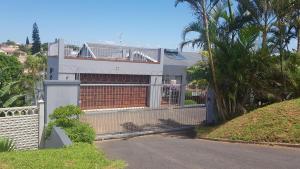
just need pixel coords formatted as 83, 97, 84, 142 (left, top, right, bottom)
297, 28, 300, 53
262, 0, 269, 50
297, 11, 300, 53
262, 16, 268, 49
200, 0, 227, 120
278, 19, 286, 95
227, 0, 234, 42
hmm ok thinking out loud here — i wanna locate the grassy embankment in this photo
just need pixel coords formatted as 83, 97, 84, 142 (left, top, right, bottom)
197, 98, 300, 143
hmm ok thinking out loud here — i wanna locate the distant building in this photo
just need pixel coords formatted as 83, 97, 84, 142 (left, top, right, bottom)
0, 44, 28, 63
0, 45, 19, 55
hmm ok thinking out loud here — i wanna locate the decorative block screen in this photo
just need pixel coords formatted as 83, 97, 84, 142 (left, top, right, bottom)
79, 74, 150, 110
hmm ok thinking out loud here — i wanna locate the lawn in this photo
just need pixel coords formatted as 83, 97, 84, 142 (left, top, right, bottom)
0, 143, 126, 169
197, 98, 300, 143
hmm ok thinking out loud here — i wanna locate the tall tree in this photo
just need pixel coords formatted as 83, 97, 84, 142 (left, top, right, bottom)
290, 0, 300, 52
26, 36, 30, 46
175, 0, 229, 120
31, 22, 41, 54
238, 0, 275, 50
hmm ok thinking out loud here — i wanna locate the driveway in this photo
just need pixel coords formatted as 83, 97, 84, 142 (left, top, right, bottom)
96, 132, 300, 169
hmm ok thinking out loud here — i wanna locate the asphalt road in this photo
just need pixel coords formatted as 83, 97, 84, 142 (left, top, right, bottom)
97, 132, 300, 169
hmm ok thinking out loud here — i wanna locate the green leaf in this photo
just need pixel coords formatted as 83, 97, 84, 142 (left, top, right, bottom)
0, 81, 19, 97
3, 94, 25, 108
0, 137, 15, 152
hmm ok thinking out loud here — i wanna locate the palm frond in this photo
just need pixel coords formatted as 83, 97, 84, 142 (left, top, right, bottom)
182, 21, 203, 41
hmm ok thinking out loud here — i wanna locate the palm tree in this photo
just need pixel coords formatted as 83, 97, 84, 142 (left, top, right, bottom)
269, 0, 295, 93
290, 0, 300, 52
237, 0, 275, 50
179, 21, 205, 50
175, 0, 229, 120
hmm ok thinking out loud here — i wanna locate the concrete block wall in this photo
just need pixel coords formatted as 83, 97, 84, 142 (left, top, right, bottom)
0, 114, 39, 150
0, 102, 45, 150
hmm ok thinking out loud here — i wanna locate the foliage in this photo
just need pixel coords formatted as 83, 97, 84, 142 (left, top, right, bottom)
176, 0, 300, 121
46, 105, 96, 144
197, 98, 300, 143
64, 122, 96, 144
23, 54, 47, 102
4, 40, 16, 46
184, 99, 198, 105
0, 51, 46, 108
0, 137, 15, 152
49, 105, 83, 127
31, 22, 41, 54
0, 143, 126, 169
41, 43, 48, 52
0, 54, 25, 107
26, 36, 30, 45
19, 45, 31, 54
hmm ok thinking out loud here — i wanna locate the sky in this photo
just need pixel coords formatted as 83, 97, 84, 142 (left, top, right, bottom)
0, 0, 198, 51
0, 0, 297, 51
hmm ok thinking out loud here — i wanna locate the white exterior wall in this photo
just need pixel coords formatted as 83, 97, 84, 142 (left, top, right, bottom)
56, 39, 164, 79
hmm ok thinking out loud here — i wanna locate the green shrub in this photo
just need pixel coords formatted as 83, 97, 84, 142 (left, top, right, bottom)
184, 99, 197, 105
49, 105, 83, 127
0, 137, 15, 152
46, 105, 95, 144
65, 122, 96, 144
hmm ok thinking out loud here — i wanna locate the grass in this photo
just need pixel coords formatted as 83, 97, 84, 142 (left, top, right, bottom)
197, 98, 300, 143
184, 99, 198, 105
0, 143, 126, 169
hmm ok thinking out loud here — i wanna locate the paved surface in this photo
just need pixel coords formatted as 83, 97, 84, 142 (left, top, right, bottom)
97, 132, 300, 169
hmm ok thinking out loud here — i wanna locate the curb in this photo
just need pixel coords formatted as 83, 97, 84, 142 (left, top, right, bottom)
199, 137, 300, 148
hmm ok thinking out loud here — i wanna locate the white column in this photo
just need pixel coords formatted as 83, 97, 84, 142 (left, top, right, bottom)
149, 75, 162, 108
38, 99, 45, 147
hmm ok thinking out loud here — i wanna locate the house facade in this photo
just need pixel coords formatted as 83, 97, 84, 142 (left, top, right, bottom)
47, 39, 203, 110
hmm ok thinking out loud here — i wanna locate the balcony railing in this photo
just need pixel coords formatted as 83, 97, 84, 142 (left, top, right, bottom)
64, 42, 161, 63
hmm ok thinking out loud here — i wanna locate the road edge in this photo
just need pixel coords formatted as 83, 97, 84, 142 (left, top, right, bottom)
199, 137, 300, 148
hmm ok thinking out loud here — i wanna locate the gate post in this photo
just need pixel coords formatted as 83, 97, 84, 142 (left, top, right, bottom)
38, 99, 45, 147
149, 75, 162, 108
44, 80, 80, 124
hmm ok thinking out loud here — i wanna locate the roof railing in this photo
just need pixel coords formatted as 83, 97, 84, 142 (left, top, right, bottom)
64, 42, 160, 63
